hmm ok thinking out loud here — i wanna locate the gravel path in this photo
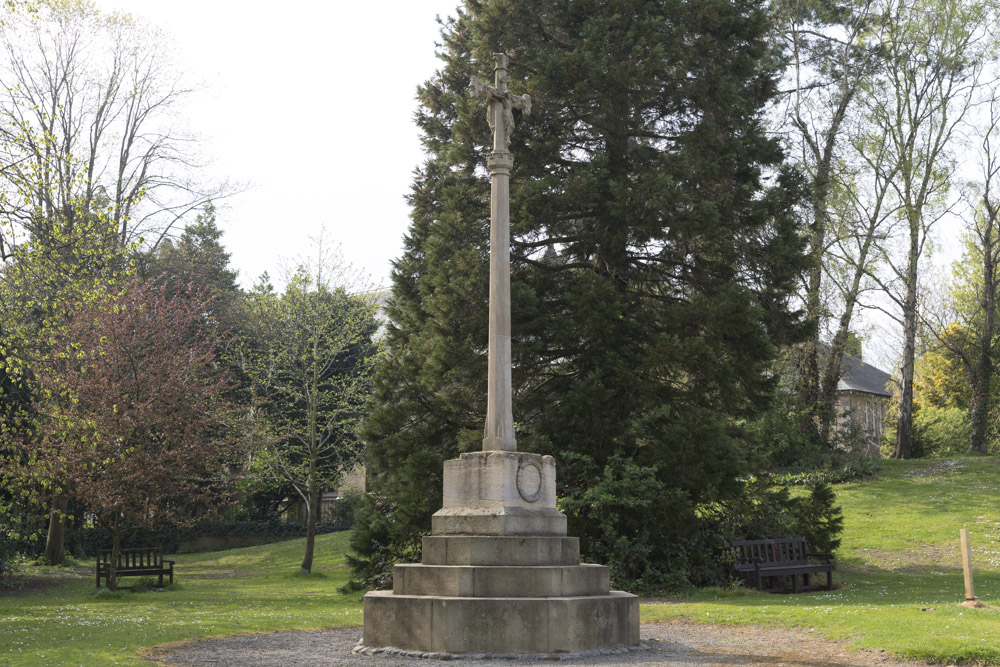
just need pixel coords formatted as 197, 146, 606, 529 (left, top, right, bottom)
141, 621, 927, 667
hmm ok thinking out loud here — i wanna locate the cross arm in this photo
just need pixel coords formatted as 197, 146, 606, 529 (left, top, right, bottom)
469, 76, 503, 100
512, 93, 531, 116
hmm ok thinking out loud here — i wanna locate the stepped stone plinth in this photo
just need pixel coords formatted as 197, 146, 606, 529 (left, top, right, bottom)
360, 451, 640, 656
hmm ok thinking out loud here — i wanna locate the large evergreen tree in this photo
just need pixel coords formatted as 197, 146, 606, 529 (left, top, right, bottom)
350, 0, 807, 590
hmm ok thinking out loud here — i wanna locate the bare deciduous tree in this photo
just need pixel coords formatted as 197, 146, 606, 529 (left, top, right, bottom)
0, 1, 218, 261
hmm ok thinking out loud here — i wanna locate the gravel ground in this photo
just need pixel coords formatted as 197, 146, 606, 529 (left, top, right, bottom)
141, 621, 927, 667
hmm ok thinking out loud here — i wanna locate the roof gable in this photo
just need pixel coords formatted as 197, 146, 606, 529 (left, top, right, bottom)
837, 354, 892, 397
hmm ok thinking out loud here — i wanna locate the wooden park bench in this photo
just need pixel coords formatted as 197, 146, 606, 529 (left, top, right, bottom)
732, 537, 834, 593
95, 547, 174, 588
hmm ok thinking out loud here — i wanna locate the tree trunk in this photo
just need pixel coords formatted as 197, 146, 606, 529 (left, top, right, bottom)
43, 495, 68, 565
819, 223, 877, 443
968, 371, 990, 453
108, 521, 120, 592
300, 481, 318, 575
798, 195, 826, 439
894, 228, 919, 459
969, 206, 996, 455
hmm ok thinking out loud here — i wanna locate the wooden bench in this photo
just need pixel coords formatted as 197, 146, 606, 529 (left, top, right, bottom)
732, 537, 834, 593
95, 547, 174, 588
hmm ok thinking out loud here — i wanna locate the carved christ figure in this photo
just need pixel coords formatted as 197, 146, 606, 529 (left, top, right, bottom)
469, 55, 531, 150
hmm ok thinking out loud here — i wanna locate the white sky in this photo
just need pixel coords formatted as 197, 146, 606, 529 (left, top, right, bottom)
93, 0, 463, 290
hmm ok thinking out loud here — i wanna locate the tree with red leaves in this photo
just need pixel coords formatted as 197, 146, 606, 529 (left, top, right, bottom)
24, 279, 244, 589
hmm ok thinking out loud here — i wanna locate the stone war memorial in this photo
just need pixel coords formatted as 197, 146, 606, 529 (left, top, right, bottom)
359, 54, 640, 658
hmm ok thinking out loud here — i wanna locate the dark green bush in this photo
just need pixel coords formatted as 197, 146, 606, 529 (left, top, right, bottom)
713, 477, 844, 558
789, 481, 844, 554
560, 452, 690, 592
739, 393, 824, 472
343, 493, 422, 593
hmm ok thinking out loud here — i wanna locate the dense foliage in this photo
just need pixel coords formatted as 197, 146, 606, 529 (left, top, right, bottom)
11, 279, 244, 587
350, 0, 808, 591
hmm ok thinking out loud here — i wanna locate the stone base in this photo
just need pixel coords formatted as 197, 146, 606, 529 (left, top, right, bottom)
362, 453, 639, 655
393, 563, 609, 597
362, 590, 639, 654
422, 535, 580, 566
431, 506, 567, 536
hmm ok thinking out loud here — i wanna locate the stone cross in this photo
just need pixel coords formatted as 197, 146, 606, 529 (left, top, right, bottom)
469, 53, 531, 452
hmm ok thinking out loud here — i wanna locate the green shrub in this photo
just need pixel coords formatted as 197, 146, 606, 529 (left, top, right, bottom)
714, 478, 844, 558
790, 481, 844, 554
65, 517, 352, 557
0, 537, 18, 586
560, 452, 708, 592
912, 406, 970, 458
343, 493, 422, 593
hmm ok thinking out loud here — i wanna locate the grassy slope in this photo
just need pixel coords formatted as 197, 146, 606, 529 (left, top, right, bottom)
0, 532, 362, 666
3, 458, 1000, 665
642, 456, 1000, 664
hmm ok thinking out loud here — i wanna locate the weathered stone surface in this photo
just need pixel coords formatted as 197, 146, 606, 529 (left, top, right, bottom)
393, 563, 609, 597
441, 451, 557, 510
433, 451, 567, 536
431, 506, 567, 536
421, 535, 580, 566
361, 591, 432, 651
547, 591, 641, 652
362, 591, 639, 654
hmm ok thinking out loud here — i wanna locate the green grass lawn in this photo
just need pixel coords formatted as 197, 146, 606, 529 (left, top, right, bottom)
0, 532, 363, 666
3, 457, 1000, 665
644, 456, 1000, 664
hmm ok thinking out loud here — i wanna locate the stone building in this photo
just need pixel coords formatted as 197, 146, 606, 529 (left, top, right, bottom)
835, 354, 893, 457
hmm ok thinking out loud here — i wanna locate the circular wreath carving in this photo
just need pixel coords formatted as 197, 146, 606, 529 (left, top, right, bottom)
516, 460, 543, 503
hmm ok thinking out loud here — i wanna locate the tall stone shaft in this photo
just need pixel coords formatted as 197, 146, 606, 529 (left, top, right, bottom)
484, 149, 514, 451
478, 53, 529, 452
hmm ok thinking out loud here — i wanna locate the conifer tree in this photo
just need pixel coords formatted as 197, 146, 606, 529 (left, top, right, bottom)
350, 0, 807, 589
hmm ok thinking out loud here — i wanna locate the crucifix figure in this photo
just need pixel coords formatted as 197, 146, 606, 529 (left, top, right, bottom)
469, 53, 531, 452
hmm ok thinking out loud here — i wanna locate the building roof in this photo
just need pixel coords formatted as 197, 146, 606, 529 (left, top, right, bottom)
837, 354, 892, 397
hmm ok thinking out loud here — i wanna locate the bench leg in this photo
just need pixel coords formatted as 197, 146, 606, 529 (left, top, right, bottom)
827, 568, 833, 591
792, 575, 799, 594
158, 573, 164, 587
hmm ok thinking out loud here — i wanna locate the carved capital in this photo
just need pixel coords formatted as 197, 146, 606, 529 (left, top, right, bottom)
487, 151, 513, 173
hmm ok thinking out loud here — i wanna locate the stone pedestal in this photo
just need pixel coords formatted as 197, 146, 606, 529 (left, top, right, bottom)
360, 452, 640, 656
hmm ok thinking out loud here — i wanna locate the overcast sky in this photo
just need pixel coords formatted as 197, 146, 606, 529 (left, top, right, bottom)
92, 0, 463, 290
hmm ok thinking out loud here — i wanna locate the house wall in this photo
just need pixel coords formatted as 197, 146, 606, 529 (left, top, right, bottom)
835, 391, 888, 458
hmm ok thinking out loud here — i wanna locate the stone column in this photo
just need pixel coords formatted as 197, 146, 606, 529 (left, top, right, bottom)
469, 53, 531, 452
484, 148, 515, 451
483, 54, 516, 451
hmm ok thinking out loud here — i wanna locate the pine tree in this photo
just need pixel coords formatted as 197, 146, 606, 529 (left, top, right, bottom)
349, 0, 807, 589
142, 203, 241, 323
